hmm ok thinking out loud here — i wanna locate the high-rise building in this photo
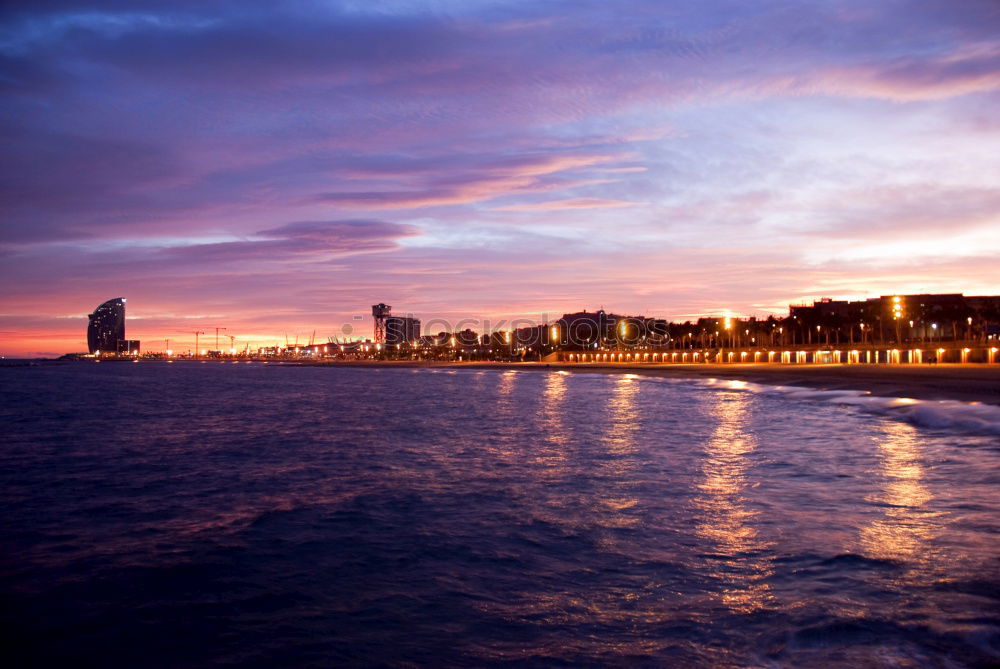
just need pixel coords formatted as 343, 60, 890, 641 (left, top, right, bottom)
385, 316, 420, 347
87, 297, 127, 354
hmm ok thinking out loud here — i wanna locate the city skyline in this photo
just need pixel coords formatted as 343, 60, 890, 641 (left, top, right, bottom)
48, 291, 1000, 357
3, 1, 999, 356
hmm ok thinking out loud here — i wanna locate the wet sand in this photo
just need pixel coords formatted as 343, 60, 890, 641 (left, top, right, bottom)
308, 361, 1000, 405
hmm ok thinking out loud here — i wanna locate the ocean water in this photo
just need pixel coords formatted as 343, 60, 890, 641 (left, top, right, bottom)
1, 362, 998, 667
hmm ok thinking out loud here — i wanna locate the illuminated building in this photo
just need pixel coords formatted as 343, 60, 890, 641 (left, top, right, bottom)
87, 297, 127, 354
385, 316, 420, 347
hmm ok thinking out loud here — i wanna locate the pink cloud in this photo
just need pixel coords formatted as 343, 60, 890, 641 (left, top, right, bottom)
492, 198, 646, 211
752, 47, 1000, 102
317, 152, 629, 209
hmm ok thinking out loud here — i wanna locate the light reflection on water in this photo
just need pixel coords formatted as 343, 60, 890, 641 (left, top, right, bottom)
532, 371, 570, 479
694, 390, 774, 614
540, 370, 568, 446
490, 370, 519, 464
597, 376, 642, 529
860, 420, 937, 564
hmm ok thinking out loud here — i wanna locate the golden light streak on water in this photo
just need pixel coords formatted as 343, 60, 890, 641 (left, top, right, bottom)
859, 420, 939, 564
532, 372, 570, 478
596, 376, 642, 531
488, 374, 670, 658
540, 371, 568, 446
498, 369, 517, 396
605, 377, 639, 458
694, 391, 773, 614
491, 370, 519, 463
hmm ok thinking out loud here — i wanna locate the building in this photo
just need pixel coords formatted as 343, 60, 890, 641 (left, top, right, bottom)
552, 309, 669, 348
116, 340, 141, 355
556, 310, 614, 348
385, 316, 420, 348
87, 297, 127, 354
454, 328, 479, 347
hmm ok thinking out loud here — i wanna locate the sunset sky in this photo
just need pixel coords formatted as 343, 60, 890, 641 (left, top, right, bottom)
2, 0, 999, 356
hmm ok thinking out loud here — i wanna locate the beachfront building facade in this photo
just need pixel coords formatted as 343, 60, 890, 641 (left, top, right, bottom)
87, 297, 127, 354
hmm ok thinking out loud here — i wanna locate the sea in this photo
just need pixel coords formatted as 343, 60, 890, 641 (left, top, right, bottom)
1, 361, 998, 667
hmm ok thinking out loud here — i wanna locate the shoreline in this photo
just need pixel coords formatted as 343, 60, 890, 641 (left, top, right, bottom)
17, 358, 1000, 406
298, 360, 1000, 406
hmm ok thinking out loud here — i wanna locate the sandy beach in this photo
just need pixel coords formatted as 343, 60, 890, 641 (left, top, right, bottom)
304, 360, 1000, 406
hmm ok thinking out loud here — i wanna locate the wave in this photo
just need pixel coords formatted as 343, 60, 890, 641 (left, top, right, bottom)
403, 366, 1000, 436
692, 377, 1000, 436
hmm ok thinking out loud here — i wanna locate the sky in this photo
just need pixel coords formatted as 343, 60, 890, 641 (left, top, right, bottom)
2, 0, 998, 356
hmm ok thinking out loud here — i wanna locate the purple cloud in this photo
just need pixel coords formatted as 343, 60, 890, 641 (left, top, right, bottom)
157, 220, 419, 263
492, 198, 645, 211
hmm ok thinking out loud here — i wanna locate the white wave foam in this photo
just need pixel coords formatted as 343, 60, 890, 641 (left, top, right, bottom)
689, 377, 1000, 436
439, 367, 1000, 436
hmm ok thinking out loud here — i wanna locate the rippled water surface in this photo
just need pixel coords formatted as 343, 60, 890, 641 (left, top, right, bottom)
1, 362, 998, 667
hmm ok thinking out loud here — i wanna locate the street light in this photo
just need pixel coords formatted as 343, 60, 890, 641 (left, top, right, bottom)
891, 296, 904, 343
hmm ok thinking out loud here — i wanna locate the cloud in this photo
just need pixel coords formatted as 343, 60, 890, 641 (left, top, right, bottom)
157, 220, 420, 263
317, 152, 627, 209
492, 198, 645, 211
758, 47, 1000, 102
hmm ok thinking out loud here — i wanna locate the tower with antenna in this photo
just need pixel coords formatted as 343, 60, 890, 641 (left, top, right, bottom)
372, 303, 391, 347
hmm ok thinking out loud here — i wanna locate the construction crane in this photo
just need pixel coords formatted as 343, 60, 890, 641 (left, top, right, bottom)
214, 327, 227, 352
227, 334, 236, 355
192, 330, 205, 358
309, 330, 316, 346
